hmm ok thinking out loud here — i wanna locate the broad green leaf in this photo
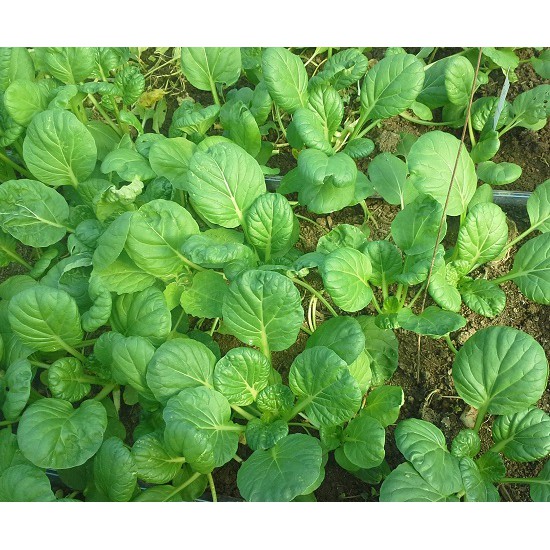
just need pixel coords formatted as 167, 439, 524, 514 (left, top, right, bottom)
317, 224, 369, 255
459, 457, 500, 502
0, 179, 70, 247
81, 274, 112, 333
292, 106, 332, 154
87, 437, 137, 502
416, 58, 449, 109
220, 100, 261, 157
471, 96, 511, 131
289, 346, 362, 427
222, 270, 303, 352
4, 80, 48, 126
360, 53, 425, 121
309, 48, 368, 91
47, 357, 91, 402
147, 339, 216, 404
237, 434, 322, 502
181, 47, 241, 90
380, 462, 459, 502
213, 347, 271, 406
0, 47, 34, 92
457, 202, 508, 268
307, 84, 344, 141
114, 65, 144, 105
483, 47, 519, 71
35, 47, 95, 84
367, 152, 416, 207
356, 315, 399, 385
0, 464, 56, 502
131, 432, 183, 484
470, 130, 500, 163
245, 193, 299, 261
508, 232, 550, 304
531, 461, 550, 502
397, 306, 466, 336
148, 137, 196, 188
171, 101, 220, 141
8, 286, 82, 352
513, 85, 550, 127
427, 257, 462, 312
164, 386, 239, 467
444, 56, 475, 106
321, 247, 373, 312
181, 231, 253, 269
245, 418, 289, 451
256, 384, 294, 416
0, 430, 30, 476
23, 109, 97, 187
125, 199, 199, 278
111, 336, 155, 395
110, 287, 171, 346
342, 413, 386, 469
101, 150, 155, 182
348, 351, 372, 394
306, 317, 366, 365
1, 359, 32, 420
527, 179, 550, 233
391, 195, 446, 256
92, 252, 156, 295
395, 418, 463, 495
17, 398, 107, 469
453, 326, 549, 415
261, 48, 308, 114
186, 142, 266, 228
451, 429, 481, 458
361, 241, 403, 287
180, 270, 229, 319
344, 138, 375, 159
492, 408, 550, 462
408, 131, 477, 215
459, 279, 506, 318
476, 161, 522, 185
132, 486, 182, 502
362, 385, 404, 427
0, 230, 18, 268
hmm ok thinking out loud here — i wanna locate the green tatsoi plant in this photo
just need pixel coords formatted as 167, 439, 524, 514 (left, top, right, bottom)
380, 326, 550, 502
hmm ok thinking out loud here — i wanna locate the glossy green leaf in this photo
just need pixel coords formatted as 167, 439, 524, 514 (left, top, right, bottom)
256, 384, 294, 416
220, 99, 261, 157
35, 47, 95, 84
306, 317, 365, 365
180, 270, 229, 319
453, 326, 549, 415
181, 47, 241, 90
344, 138, 375, 159
8, 286, 82, 352
342, 413, 386, 469
527, 179, 550, 233
110, 287, 171, 346
148, 137, 196, 188
508, 233, 550, 305
245, 418, 288, 451
459, 279, 506, 317
164, 386, 240, 468
87, 437, 137, 502
361, 241, 403, 287
530, 461, 550, 502
477, 161, 522, 186
111, 336, 155, 395
391, 195, 446, 256
380, 462, 459, 502
186, 142, 265, 228
444, 56, 475, 106
245, 193, 299, 260
470, 130, 500, 163
47, 357, 91, 402
213, 347, 271, 406
289, 346, 362, 427
0, 179, 70, 247
367, 152, 416, 207
1, 359, 32, 420
125, 199, 199, 278
261, 48, 308, 114
397, 306, 466, 337
222, 270, 303, 352
4, 80, 48, 126
23, 109, 97, 187
237, 434, 322, 502
476, 451, 506, 483
363, 385, 404, 427
147, 339, 215, 404
408, 131, 477, 215
459, 457, 500, 502
347, 351, 372, 394
457, 202, 508, 268
356, 315, 399, 385
317, 224, 369, 255
0, 47, 34, 92
131, 432, 182, 484
451, 429, 481, 458
395, 418, 463, 495
360, 53, 425, 121
17, 398, 107, 469
0, 464, 56, 502
321, 247, 372, 312
492, 408, 550, 462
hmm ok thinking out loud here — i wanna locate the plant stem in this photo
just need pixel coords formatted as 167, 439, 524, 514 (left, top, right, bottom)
209, 318, 219, 336
163, 472, 202, 501
73, 338, 98, 348
500, 477, 548, 485
209, 78, 221, 107
29, 360, 52, 369
87, 94, 123, 136
295, 213, 329, 233
233, 454, 243, 463
0, 418, 20, 427
473, 404, 488, 433
370, 288, 383, 314
288, 422, 319, 431
0, 150, 32, 178
274, 105, 287, 139
443, 333, 458, 354
500, 222, 543, 254
0, 246, 32, 270
356, 119, 381, 139
467, 115, 476, 146
291, 277, 339, 317
399, 112, 458, 127
230, 404, 256, 421
93, 383, 116, 401
207, 473, 218, 503
300, 324, 313, 335
359, 200, 378, 227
